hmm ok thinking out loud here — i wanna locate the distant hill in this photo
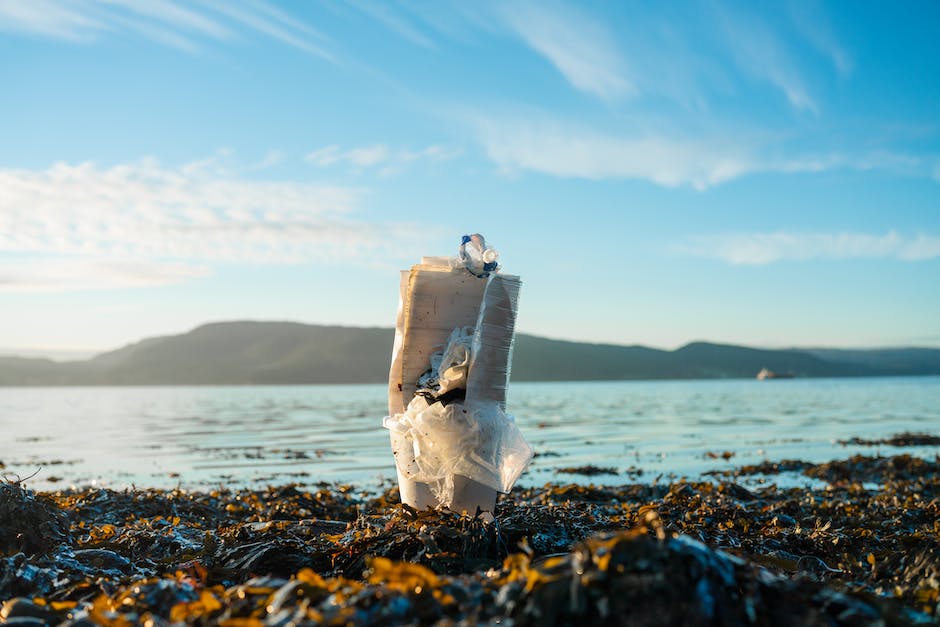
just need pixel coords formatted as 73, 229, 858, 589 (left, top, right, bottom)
805, 347, 940, 375
1, 321, 938, 386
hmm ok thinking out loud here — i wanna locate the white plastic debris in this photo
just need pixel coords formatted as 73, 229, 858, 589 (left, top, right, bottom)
383, 397, 532, 506
384, 234, 532, 516
468, 275, 521, 410
415, 326, 474, 398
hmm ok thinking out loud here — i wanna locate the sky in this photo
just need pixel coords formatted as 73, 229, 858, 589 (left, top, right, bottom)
1, 0, 939, 358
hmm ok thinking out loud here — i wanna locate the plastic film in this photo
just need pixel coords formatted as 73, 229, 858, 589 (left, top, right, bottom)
385, 397, 533, 504
467, 274, 521, 410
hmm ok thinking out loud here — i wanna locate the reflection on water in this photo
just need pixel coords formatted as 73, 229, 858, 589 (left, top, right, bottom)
1, 377, 938, 491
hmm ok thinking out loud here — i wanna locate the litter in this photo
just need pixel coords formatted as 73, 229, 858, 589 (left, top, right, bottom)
384, 234, 533, 516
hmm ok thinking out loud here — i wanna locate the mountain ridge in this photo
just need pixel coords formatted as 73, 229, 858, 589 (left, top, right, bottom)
1, 321, 938, 385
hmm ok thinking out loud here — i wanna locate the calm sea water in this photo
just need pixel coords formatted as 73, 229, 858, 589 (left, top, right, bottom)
1, 377, 938, 492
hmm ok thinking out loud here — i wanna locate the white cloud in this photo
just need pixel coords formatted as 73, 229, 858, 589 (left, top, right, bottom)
305, 143, 461, 172
204, 0, 335, 61
108, 0, 232, 40
477, 119, 752, 190
346, 144, 390, 167
787, 1, 852, 77
304, 145, 343, 167
677, 231, 940, 265
0, 0, 104, 41
0, 156, 429, 292
498, 0, 633, 100
0, 0, 333, 58
711, 5, 818, 113
474, 115, 940, 189
345, 0, 435, 48
0, 257, 210, 293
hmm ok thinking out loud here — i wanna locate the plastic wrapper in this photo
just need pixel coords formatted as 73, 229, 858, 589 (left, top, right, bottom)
415, 326, 474, 399
467, 274, 521, 410
383, 396, 532, 505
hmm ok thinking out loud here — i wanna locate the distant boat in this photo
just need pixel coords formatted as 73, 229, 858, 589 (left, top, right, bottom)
757, 368, 794, 380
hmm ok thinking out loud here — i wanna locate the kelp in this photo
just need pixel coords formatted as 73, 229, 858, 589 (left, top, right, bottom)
1, 450, 939, 625
839, 432, 940, 447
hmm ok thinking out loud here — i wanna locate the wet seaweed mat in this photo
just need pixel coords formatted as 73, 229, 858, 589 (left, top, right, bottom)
1, 453, 938, 625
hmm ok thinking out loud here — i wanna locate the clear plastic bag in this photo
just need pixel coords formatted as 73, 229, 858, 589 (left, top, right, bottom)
468, 274, 521, 410
384, 396, 533, 504
415, 326, 474, 399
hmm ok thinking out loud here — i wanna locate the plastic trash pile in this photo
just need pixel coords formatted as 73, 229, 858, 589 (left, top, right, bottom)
384, 234, 533, 513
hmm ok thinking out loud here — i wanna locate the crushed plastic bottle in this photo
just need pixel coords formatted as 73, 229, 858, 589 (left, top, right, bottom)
453, 233, 500, 277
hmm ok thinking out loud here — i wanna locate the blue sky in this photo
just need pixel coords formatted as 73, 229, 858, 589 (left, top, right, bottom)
1, 0, 938, 357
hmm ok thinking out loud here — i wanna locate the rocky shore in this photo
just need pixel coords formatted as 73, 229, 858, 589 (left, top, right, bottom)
2, 451, 938, 625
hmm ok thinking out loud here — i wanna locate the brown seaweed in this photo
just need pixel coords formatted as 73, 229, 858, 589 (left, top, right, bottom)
1, 451, 938, 625
839, 432, 940, 447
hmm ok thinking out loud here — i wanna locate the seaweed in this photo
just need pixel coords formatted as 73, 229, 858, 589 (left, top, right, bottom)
557, 465, 620, 477
839, 433, 940, 447
1, 452, 938, 625
0, 481, 70, 557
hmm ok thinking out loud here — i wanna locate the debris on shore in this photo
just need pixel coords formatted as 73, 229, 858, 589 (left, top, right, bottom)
1, 452, 938, 625
838, 432, 940, 447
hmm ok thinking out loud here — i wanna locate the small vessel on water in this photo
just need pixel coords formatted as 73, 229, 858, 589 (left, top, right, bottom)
756, 368, 795, 380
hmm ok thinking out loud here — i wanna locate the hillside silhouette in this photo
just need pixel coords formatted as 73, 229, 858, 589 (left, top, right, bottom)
1, 321, 938, 385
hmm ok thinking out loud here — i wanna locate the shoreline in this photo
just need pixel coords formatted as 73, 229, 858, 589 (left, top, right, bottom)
3, 373, 940, 388
2, 450, 939, 625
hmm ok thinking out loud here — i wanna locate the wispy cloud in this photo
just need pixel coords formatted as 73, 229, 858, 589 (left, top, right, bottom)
787, 0, 853, 76
478, 119, 749, 190
0, 257, 210, 293
497, 0, 633, 100
474, 115, 940, 189
204, 0, 335, 61
0, 0, 333, 58
305, 143, 461, 174
711, 5, 818, 113
0, 156, 429, 292
345, 0, 435, 48
677, 231, 940, 265
0, 0, 104, 41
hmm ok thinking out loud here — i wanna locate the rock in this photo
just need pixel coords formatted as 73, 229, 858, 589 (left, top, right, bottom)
71, 549, 132, 574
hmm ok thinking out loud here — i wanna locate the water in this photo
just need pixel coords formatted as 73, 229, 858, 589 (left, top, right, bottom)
1, 377, 938, 492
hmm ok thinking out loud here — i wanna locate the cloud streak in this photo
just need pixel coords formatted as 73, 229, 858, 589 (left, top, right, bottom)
478, 120, 749, 190
0, 257, 210, 293
0, 156, 428, 291
474, 115, 940, 189
0, 0, 333, 58
305, 143, 461, 174
677, 231, 940, 265
345, 0, 435, 48
498, 0, 633, 100
711, 5, 818, 113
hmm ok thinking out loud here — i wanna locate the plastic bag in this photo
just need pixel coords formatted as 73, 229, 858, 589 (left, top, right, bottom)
384, 396, 533, 504
468, 274, 521, 410
415, 326, 474, 400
